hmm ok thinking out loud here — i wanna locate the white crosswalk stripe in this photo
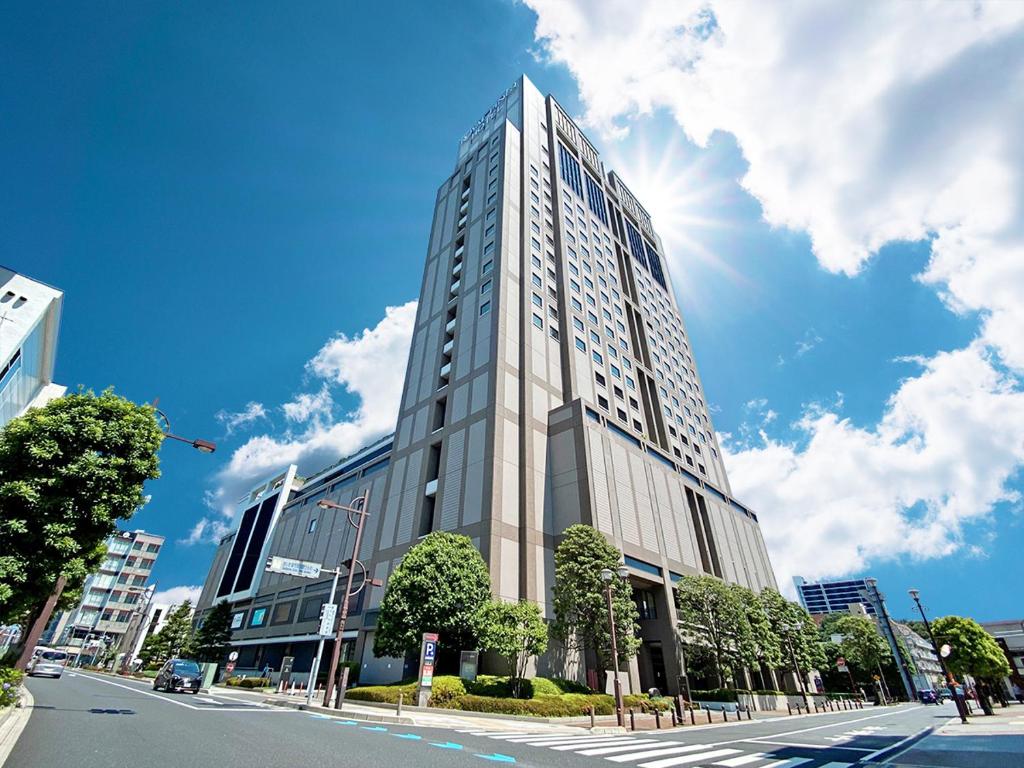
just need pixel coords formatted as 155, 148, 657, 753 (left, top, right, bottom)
607, 744, 709, 762
640, 748, 742, 767
715, 754, 770, 767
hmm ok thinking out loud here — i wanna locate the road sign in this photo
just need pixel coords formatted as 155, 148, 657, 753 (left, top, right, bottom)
228, 651, 239, 662
318, 602, 338, 636
265, 556, 322, 579
416, 632, 439, 706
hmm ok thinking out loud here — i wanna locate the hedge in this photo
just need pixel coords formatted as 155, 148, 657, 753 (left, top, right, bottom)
690, 688, 739, 702
453, 692, 614, 716
347, 681, 418, 704
623, 694, 672, 712
226, 676, 271, 688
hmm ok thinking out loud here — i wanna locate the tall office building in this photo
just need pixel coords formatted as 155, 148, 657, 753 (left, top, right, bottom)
196, 76, 776, 694
0, 267, 65, 426
54, 530, 164, 663
794, 576, 877, 616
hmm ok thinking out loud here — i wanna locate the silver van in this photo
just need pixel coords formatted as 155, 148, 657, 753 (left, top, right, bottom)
27, 649, 69, 678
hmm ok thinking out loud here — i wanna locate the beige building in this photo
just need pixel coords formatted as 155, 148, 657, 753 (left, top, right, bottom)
196, 76, 777, 695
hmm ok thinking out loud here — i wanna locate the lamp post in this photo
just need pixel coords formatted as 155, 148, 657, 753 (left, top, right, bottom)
862, 579, 914, 701
909, 588, 969, 724
780, 622, 810, 710
600, 564, 630, 728
318, 493, 373, 709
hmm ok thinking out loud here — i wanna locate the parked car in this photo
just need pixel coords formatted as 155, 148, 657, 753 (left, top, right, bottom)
27, 649, 69, 678
919, 689, 939, 704
937, 688, 954, 701
152, 659, 202, 693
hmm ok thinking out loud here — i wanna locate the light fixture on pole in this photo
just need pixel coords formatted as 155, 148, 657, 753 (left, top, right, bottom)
600, 564, 630, 728
909, 588, 969, 724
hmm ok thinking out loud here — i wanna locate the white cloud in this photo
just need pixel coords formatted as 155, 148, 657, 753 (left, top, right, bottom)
526, 0, 1024, 586
794, 330, 823, 358
214, 401, 267, 435
185, 301, 417, 543
723, 343, 1024, 592
152, 585, 202, 607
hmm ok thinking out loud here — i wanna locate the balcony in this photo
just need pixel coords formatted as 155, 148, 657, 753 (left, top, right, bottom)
425, 479, 438, 497
442, 339, 454, 355
439, 362, 451, 379
457, 215, 467, 229
452, 261, 462, 277
449, 279, 461, 296
445, 317, 457, 334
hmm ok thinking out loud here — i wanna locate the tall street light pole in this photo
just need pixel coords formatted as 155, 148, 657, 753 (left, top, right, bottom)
864, 578, 914, 701
909, 588, 969, 724
600, 565, 629, 728
14, 405, 215, 672
319, 492, 372, 709
780, 622, 810, 710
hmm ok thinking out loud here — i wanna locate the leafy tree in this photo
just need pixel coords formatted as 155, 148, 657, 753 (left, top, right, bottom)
373, 532, 491, 659
831, 614, 891, 675
550, 525, 640, 677
138, 631, 166, 669
477, 599, 548, 698
0, 390, 162, 629
761, 589, 826, 687
192, 600, 234, 663
161, 601, 196, 658
674, 575, 747, 688
931, 615, 1010, 679
734, 585, 783, 688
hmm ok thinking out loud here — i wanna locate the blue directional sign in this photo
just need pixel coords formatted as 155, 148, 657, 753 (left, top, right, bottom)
424, 640, 437, 663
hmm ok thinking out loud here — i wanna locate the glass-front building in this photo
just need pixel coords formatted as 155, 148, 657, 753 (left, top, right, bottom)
794, 575, 876, 616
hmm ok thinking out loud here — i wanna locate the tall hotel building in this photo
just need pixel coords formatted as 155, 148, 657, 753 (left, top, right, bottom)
196, 76, 776, 695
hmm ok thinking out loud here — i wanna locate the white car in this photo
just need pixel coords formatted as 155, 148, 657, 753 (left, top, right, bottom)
27, 649, 69, 678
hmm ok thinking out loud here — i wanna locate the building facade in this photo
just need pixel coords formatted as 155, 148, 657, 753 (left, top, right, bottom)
981, 619, 1024, 697
196, 76, 777, 695
54, 530, 164, 663
0, 267, 65, 427
795, 576, 877, 616
893, 621, 943, 692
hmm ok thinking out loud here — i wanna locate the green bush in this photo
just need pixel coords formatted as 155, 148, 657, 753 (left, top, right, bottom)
453, 692, 613, 716
753, 689, 785, 696
428, 676, 466, 707
225, 676, 271, 688
1, 667, 23, 708
690, 688, 739, 702
546, 676, 592, 694
529, 677, 562, 697
623, 694, 672, 712
465, 674, 515, 698
346, 681, 417, 704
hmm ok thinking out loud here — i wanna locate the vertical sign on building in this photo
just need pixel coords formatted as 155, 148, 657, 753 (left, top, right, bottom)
416, 632, 439, 707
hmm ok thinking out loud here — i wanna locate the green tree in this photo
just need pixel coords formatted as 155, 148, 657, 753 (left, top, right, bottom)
477, 599, 548, 698
138, 631, 167, 669
373, 532, 491, 659
550, 525, 640, 678
761, 589, 826, 686
674, 575, 747, 688
192, 600, 234, 663
0, 390, 162, 628
831, 614, 891, 676
931, 615, 1010, 680
734, 585, 783, 689
158, 601, 196, 659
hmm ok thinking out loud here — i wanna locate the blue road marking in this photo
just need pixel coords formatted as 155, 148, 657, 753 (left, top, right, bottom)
362, 726, 389, 732
474, 754, 516, 763
393, 733, 422, 740
309, 714, 333, 719
335, 720, 358, 725
430, 742, 464, 750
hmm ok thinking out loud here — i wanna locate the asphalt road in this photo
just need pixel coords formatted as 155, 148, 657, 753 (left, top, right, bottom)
10, 673, 950, 768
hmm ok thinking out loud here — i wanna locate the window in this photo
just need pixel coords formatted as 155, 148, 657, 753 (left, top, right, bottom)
584, 173, 609, 224
299, 595, 328, 622
481, 279, 492, 295
532, 292, 543, 308
557, 143, 583, 196
479, 300, 491, 316
575, 337, 586, 352
231, 611, 246, 630
592, 350, 603, 364
250, 607, 268, 627
482, 259, 492, 274
532, 313, 543, 329
308, 518, 317, 534
271, 601, 296, 625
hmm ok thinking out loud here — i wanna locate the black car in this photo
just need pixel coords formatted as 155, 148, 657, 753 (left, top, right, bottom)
153, 659, 202, 693
919, 689, 939, 704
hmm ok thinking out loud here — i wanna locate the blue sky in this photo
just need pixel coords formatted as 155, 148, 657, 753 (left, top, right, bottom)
5, 1, 1022, 621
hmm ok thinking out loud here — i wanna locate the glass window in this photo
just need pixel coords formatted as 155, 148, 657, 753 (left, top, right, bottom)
480, 300, 491, 316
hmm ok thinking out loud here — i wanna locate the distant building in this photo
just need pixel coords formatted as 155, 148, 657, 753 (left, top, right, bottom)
980, 619, 1024, 697
893, 621, 943, 691
795, 576, 876, 616
55, 530, 164, 664
119, 600, 173, 667
0, 267, 65, 427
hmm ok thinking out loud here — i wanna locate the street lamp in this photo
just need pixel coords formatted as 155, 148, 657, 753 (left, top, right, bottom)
780, 622, 811, 710
909, 588, 969, 724
317, 493, 378, 709
600, 564, 630, 728
153, 407, 216, 453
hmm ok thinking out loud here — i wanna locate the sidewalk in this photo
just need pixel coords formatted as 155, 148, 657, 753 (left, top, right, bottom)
884, 702, 1024, 767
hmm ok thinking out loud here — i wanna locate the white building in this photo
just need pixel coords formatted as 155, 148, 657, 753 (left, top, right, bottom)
0, 267, 65, 427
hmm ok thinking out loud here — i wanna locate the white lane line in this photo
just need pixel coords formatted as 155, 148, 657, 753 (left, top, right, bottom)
195, 697, 223, 706
573, 740, 662, 755
504, 735, 612, 745
715, 754, 768, 767
747, 739, 873, 752
738, 706, 925, 746
73, 673, 293, 713
640, 748, 741, 768
549, 738, 641, 751
858, 722, 946, 763
757, 760, 813, 768
484, 732, 578, 740
815, 763, 853, 768
606, 744, 708, 762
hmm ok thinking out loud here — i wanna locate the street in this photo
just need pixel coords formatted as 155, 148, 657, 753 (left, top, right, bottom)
8, 672, 953, 768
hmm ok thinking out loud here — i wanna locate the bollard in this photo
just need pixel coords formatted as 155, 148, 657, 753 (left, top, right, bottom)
706, 708, 712, 724
723, 708, 728, 722
629, 708, 636, 731
655, 709, 662, 729
590, 706, 595, 729
397, 692, 403, 716
689, 707, 696, 726
676, 695, 685, 724
671, 709, 677, 727
747, 707, 753, 721
787, 702, 793, 716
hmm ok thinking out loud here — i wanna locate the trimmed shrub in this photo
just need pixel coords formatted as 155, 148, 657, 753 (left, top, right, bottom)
428, 676, 467, 707
623, 694, 673, 712
226, 676, 271, 688
547, 677, 592, 694
346, 681, 417, 704
690, 688, 739, 702
529, 677, 562, 697
1, 667, 23, 708
465, 674, 515, 698
453, 692, 613, 716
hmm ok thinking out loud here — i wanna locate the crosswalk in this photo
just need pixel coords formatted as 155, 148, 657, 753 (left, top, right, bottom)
457, 729, 859, 768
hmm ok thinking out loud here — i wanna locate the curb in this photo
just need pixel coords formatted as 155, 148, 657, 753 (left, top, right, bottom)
0, 685, 34, 768
263, 698, 415, 725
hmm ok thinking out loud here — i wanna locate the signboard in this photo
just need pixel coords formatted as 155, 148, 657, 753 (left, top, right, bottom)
228, 651, 239, 662
416, 632, 439, 707
265, 556, 322, 579
318, 602, 338, 637
280, 656, 295, 686
459, 651, 479, 682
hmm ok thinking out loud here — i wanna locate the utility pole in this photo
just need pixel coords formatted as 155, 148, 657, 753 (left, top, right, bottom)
909, 588, 969, 724
860, 579, 914, 701
600, 565, 630, 728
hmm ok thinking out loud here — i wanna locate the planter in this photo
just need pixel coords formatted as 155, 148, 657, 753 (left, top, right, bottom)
695, 700, 738, 712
